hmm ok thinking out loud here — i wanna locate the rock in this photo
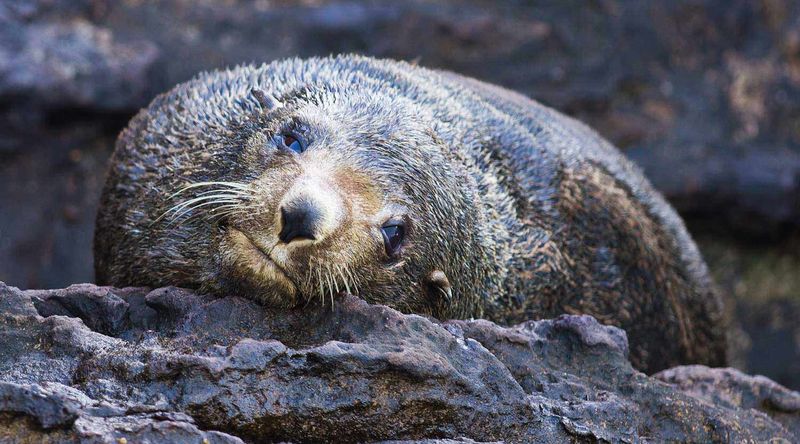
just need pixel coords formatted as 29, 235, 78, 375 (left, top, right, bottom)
1, 0, 800, 436
655, 365, 800, 438
1, 281, 797, 442
0, 18, 158, 111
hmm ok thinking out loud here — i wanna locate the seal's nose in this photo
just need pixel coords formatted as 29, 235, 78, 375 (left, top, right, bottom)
277, 167, 344, 245
279, 201, 321, 243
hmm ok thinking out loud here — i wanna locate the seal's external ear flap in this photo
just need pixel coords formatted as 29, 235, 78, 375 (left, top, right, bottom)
425, 270, 452, 316
251, 88, 283, 111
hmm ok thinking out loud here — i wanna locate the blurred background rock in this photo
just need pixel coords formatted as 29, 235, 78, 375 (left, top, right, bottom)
1, 0, 798, 388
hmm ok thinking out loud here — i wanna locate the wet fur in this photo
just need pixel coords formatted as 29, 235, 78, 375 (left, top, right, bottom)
95, 55, 727, 373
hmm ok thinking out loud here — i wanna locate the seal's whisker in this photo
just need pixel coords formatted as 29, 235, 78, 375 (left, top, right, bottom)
169, 199, 241, 219
321, 266, 329, 303
316, 267, 324, 306
346, 267, 355, 295
325, 266, 335, 306
208, 205, 242, 215
341, 264, 349, 286
302, 265, 314, 308
169, 199, 241, 222
352, 266, 360, 294
207, 206, 249, 222
330, 275, 336, 309
172, 193, 246, 208
185, 188, 252, 199
210, 210, 246, 221
339, 265, 351, 295
155, 185, 253, 225
332, 266, 341, 294
323, 267, 331, 306
330, 267, 337, 309
169, 181, 251, 199
159, 194, 243, 218
345, 265, 360, 295
161, 202, 242, 226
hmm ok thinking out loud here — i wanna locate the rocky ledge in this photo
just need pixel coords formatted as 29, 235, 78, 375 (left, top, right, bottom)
0, 282, 798, 443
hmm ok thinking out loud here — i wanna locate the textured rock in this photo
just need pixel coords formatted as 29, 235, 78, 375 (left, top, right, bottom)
655, 365, 800, 438
0, 18, 158, 111
1, 281, 797, 442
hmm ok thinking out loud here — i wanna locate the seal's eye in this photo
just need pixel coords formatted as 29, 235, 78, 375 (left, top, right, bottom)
381, 222, 405, 257
282, 134, 304, 153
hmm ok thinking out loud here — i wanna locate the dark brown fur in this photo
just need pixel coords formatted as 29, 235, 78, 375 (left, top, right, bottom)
95, 56, 727, 373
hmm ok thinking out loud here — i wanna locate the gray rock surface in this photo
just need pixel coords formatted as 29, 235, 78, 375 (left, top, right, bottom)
1, 281, 798, 443
655, 365, 800, 438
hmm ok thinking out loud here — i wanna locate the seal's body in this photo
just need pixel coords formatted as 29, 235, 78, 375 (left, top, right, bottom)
95, 56, 726, 373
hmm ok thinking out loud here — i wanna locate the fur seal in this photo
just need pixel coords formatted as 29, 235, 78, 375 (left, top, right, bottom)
94, 55, 727, 373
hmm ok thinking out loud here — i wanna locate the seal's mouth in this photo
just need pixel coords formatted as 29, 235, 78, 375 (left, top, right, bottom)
228, 228, 299, 296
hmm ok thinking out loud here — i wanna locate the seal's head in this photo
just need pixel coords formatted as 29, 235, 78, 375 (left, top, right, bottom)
204, 87, 499, 317
101, 73, 509, 319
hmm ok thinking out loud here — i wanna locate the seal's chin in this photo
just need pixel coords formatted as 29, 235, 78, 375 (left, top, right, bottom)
227, 228, 299, 303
